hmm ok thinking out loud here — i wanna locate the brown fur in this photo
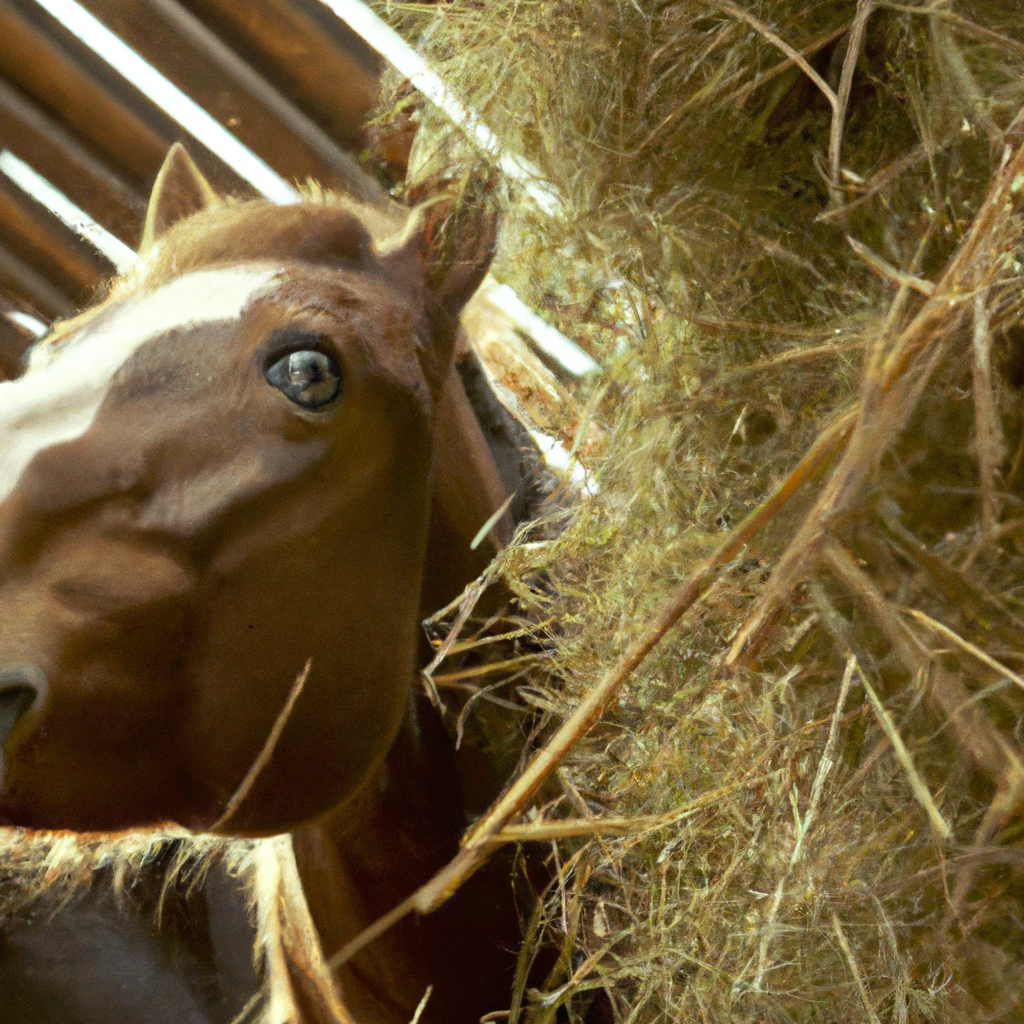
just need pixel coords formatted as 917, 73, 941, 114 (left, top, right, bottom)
0, 148, 497, 833
0, 145, 525, 1022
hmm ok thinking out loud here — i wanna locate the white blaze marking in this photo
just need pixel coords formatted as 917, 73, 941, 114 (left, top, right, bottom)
0, 266, 280, 504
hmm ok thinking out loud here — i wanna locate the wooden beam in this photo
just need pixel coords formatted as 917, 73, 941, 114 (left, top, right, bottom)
0, 0, 171, 190
0, 176, 109, 302
144, 0, 384, 203
0, 0, 256, 197
0, 243, 75, 320
0, 315, 30, 379
178, 0, 380, 152
0, 293, 45, 379
0, 75, 146, 246
0, 0, 394, 318
79, 0, 386, 203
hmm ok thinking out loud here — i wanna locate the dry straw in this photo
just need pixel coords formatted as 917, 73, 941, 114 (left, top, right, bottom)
362, 0, 1024, 1020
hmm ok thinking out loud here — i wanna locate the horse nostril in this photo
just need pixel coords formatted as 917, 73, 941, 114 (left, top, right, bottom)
0, 664, 46, 750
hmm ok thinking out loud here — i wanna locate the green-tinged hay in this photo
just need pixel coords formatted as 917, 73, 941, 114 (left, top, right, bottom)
368, 1, 1024, 1021
0, 829, 348, 1024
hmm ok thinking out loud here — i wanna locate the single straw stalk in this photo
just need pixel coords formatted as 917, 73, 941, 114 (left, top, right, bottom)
970, 290, 1003, 540
751, 655, 856, 991
832, 911, 884, 1024
827, 0, 876, 212
856, 663, 952, 841
823, 539, 1024, 790
212, 658, 312, 832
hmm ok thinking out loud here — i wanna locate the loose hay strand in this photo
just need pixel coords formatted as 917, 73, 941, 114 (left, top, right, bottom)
855, 660, 953, 841
752, 655, 856, 991
704, 0, 838, 112
213, 658, 312, 832
905, 607, 1024, 695
407, 985, 433, 1024
832, 911, 884, 1024
827, 0, 876, 210
970, 290, 1003, 540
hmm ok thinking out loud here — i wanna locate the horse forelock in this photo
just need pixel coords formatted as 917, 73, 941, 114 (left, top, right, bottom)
28, 194, 424, 375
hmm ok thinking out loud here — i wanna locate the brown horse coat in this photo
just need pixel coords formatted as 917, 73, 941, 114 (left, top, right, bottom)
0, 146, 539, 1023
0, 146, 501, 835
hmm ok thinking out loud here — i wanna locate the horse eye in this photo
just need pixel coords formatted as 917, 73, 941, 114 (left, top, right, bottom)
264, 350, 342, 409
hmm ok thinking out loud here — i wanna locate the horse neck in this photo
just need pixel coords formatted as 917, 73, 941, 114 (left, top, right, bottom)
419, 358, 514, 617
290, 364, 524, 1022
291, 696, 524, 1024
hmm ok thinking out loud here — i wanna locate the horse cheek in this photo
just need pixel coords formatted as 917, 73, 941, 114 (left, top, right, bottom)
180, 424, 434, 833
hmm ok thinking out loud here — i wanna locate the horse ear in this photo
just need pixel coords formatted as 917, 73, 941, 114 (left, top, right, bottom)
382, 192, 499, 320
141, 144, 218, 253
379, 194, 497, 394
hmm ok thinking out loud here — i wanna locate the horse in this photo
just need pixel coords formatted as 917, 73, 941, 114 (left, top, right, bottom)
0, 144, 545, 1023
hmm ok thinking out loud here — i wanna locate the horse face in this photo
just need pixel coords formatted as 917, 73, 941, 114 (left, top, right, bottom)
0, 150, 497, 833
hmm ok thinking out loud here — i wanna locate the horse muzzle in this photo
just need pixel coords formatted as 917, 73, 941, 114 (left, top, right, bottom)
0, 663, 47, 786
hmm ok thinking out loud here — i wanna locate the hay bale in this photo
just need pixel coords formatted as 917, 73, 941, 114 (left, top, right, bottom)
371, 1, 1024, 1020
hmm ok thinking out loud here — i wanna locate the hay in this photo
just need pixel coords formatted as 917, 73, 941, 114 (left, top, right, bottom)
366, 1, 1024, 1020
0, 827, 349, 1024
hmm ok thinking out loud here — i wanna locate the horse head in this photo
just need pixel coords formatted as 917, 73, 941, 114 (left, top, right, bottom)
0, 145, 498, 834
